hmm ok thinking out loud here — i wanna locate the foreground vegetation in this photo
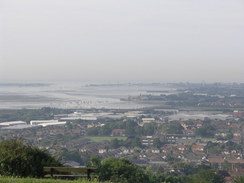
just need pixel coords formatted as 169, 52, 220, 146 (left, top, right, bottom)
2, 138, 244, 183
0, 138, 61, 177
0, 177, 98, 183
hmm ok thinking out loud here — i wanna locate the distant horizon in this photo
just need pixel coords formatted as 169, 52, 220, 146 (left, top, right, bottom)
0, 80, 244, 85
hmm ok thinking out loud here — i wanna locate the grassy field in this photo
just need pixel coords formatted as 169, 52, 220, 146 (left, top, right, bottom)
84, 136, 127, 142
0, 177, 99, 183
201, 137, 216, 142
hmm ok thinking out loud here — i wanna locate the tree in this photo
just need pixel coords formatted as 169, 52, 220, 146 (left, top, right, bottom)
143, 123, 157, 136
124, 137, 143, 148
223, 140, 241, 151
135, 126, 144, 136
100, 124, 112, 135
125, 121, 137, 136
97, 157, 150, 183
166, 123, 184, 134
191, 169, 224, 183
195, 124, 216, 137
108, 138, 122, 149
86, 127, 99, 135
153, 138, 163, 148
205, 142, 222, 155
0, 138, 61, 177
59, 148, 83, 164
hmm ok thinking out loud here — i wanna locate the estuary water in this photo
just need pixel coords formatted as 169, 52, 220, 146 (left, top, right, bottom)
0, 82, 175, 109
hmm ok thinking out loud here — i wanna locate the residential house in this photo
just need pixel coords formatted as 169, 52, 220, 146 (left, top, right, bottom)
192, 144, 205, 152
111, 129, 126, 136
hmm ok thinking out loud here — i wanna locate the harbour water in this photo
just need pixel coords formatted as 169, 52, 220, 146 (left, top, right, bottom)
0, 82, 175, 109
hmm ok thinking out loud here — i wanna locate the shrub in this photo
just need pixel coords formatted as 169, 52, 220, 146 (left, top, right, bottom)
0, 138, 61, 177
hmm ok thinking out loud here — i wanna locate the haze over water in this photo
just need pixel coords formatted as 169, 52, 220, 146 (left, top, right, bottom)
0, 82, 174, 109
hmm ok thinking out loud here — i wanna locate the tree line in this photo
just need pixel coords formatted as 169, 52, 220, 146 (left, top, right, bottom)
87, 120, 157, 136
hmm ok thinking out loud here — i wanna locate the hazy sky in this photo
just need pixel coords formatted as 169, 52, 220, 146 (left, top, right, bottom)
0, 0, 244, 83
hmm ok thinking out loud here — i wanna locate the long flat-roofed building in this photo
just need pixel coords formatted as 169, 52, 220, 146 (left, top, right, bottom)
1, 124, 39, 130
30, 120, 59, 125
38, 122, 66, 127
30, 120, 66, 127
0, 121, 27, 127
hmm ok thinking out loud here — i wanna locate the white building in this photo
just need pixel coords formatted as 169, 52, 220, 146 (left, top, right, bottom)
98, 149, 107, 154
142, 118, 155, 122
0, 121, 27, 127
30, 120, 66, 127
38, 122, 66, 127
30, 120, 59, 125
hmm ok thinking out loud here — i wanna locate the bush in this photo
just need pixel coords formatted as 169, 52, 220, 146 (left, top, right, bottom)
0, 138, 61, 177
95, 157, 149, 183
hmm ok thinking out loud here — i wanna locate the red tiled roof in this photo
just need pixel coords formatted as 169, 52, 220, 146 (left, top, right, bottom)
112, 129, 126, 133
192, 145, 204, 149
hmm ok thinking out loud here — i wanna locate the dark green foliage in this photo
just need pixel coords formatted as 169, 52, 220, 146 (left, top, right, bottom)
124, 137, 143, 148
153, 138, 164, 148
59, 148, 84, 164
191, 169, 224, 183
222, 140, 242, 151
86, 124, 112, 136
166, 123, 184, 134
0, 177, 95, 183
205, 142, 222, 154
164, 175, 190, 183
195, 124, 216, 137
125, 121, 137, 136
97, 158, 150, 183
100, 124, 112, 136
89, 157, 101, 168
86, 127, 100, 136
143, 123, 157, 136
0, 138, 61, 177
108, 138, 122, 149
86, 120, 157, 137
107, 137, 143, 149
88, 157, 225, 183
